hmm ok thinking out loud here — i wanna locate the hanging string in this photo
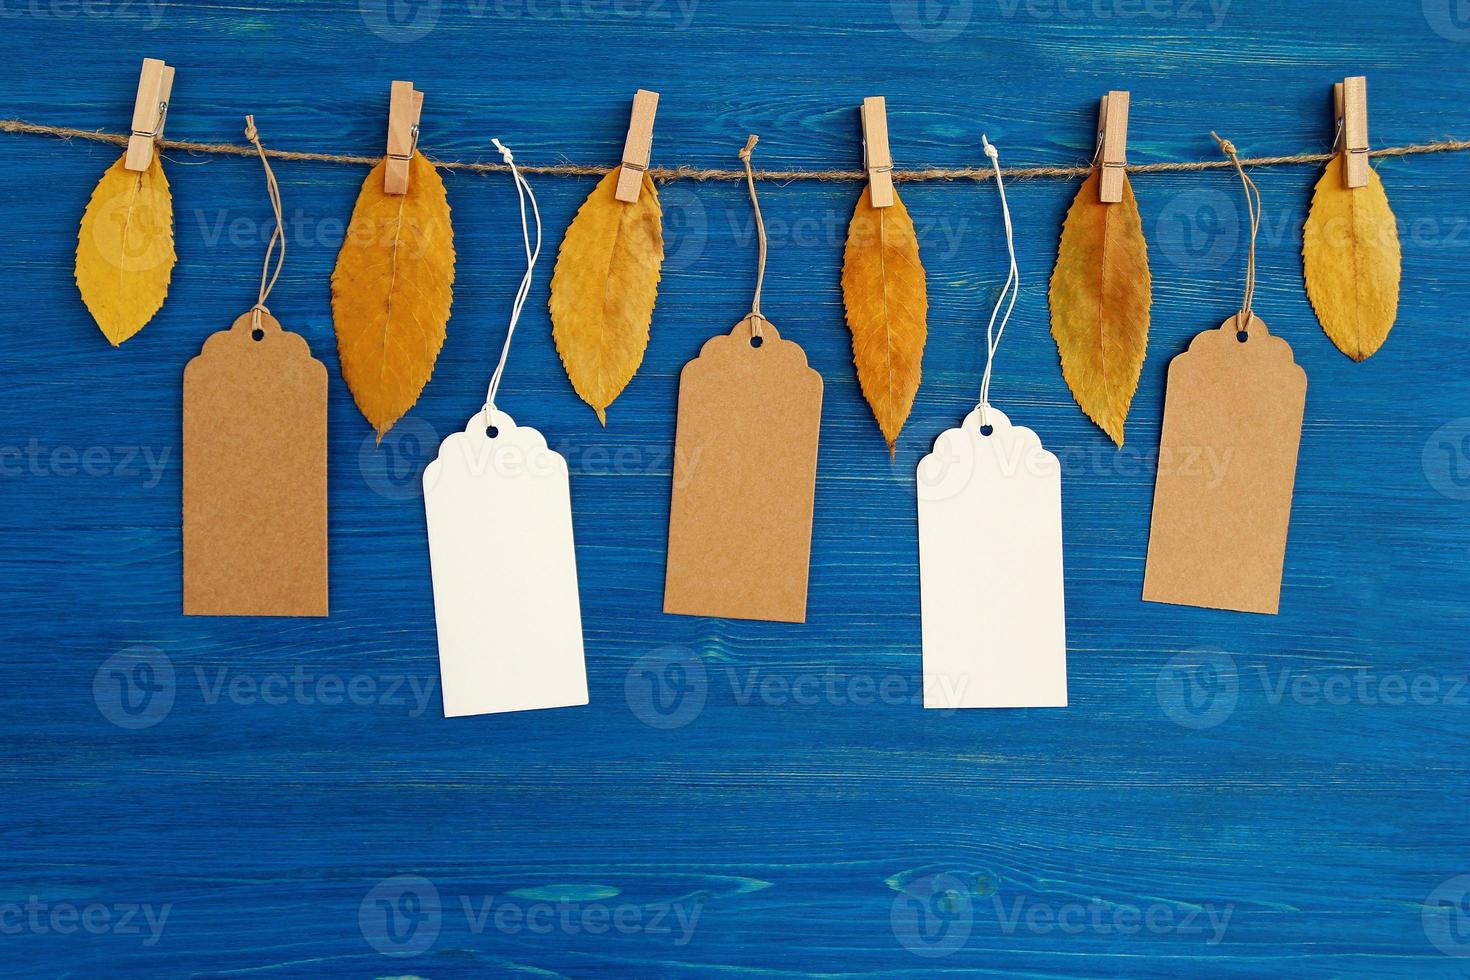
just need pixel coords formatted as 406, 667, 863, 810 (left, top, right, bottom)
1212, 131, 1262, 326
4, 118, 1469, 182
738, 134, 766, 334
243, 115, 284, 331
977, 135, 1019, 431
482, 138, 543, 432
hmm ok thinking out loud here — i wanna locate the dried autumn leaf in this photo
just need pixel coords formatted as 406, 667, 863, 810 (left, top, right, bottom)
331, 152, 456, 439
549, 170, 664, 424
1302, 155, 1401, 361
75, 153, 177, 346
841, 186, 928, 454
1048, 168, 1151, 447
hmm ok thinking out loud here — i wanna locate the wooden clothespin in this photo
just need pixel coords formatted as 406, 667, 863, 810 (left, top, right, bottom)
614, 89, 659, 203
384, 80, 424, 196
1096, 90, 1129, 203
861, 96, 894, 208
124, 58, 175, 172
1333, 75, 1369, 189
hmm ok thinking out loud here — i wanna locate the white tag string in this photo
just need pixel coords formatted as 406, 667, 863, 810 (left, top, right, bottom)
978, 134, 1019, 429
483, 138, 543, 431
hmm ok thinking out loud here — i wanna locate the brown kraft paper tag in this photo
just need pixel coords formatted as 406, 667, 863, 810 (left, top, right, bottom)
664, 315, 823, 623
1143, 313, 1307, 615
183, 310, 328, 616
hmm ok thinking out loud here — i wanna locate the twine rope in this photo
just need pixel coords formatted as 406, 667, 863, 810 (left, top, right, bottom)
738, 134, 766, 329
1212, 131, 1262, 324
242, 115, 284, 330
6, 118, 1468, 183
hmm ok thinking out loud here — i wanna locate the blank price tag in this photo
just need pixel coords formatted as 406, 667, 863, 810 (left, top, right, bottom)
1144, 314, 1308, 614
423, 412, 588, 717
664, 315, 823, 623
183, 311, 328, 617
917, 407, 1067, 709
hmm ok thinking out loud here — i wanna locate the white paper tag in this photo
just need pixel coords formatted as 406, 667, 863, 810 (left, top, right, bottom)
917, 407, 1067, 709
423, 412, 588, 717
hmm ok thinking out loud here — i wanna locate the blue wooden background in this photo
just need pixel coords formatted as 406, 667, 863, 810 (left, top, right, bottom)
3, 1, 1469, 975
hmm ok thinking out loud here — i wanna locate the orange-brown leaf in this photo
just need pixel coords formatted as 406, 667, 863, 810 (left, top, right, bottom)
1302, 155, 1401, 361
331, 153, 456, 439
549, 171, 664, 424
75, 152, 176, 346
841, 186, 928, 454
1048, 169, 1151, 447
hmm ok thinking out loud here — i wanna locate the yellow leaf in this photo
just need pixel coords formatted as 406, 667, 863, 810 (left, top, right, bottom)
841, 186, 928, 454
75, 152, 176, 346
549, 171, 664, 424
1047, 169, 1151, 447
331, 153, 456, 439
1302, 155, 1401, 361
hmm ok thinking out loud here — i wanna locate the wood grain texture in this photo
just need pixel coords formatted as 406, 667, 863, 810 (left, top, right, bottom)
1, 2, 1469, 976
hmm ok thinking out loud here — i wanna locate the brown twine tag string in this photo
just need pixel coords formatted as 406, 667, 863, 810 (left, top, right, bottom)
244, 115, 285, 337
738, 134, 766, 339
1212, 131, 1261, 334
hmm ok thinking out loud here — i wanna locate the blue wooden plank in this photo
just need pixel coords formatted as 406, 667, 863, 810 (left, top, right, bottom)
1, 1, 1469, 976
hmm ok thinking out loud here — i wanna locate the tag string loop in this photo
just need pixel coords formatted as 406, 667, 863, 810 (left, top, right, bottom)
738, 134, 767, 335
244, 115, 284, 330
483, 138, 543, 431
1212, 131, 1262, 326
977, 135, 1019, 428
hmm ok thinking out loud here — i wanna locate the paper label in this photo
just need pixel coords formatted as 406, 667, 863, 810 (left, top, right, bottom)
664, 316, 823, 623
183, 311, 328, 616
1144, 314, 1308, 614
423, 412, 588, 716
917, 407, 1067, 709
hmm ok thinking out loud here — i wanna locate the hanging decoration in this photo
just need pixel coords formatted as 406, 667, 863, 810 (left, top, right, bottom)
1048, 91, 1152, 447
75, 58, 178, 346
664, 136, 824, 623
182, 117, 329, 617
1303, 75, 1401, 360
842, 96, 928, 455
331, 81, 456, 440
918, 136, 1067, 709
20, 68, 1470, 634
423, 140, 588, 717
549, 90, 664, 424
1143, 134, 1307, 615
